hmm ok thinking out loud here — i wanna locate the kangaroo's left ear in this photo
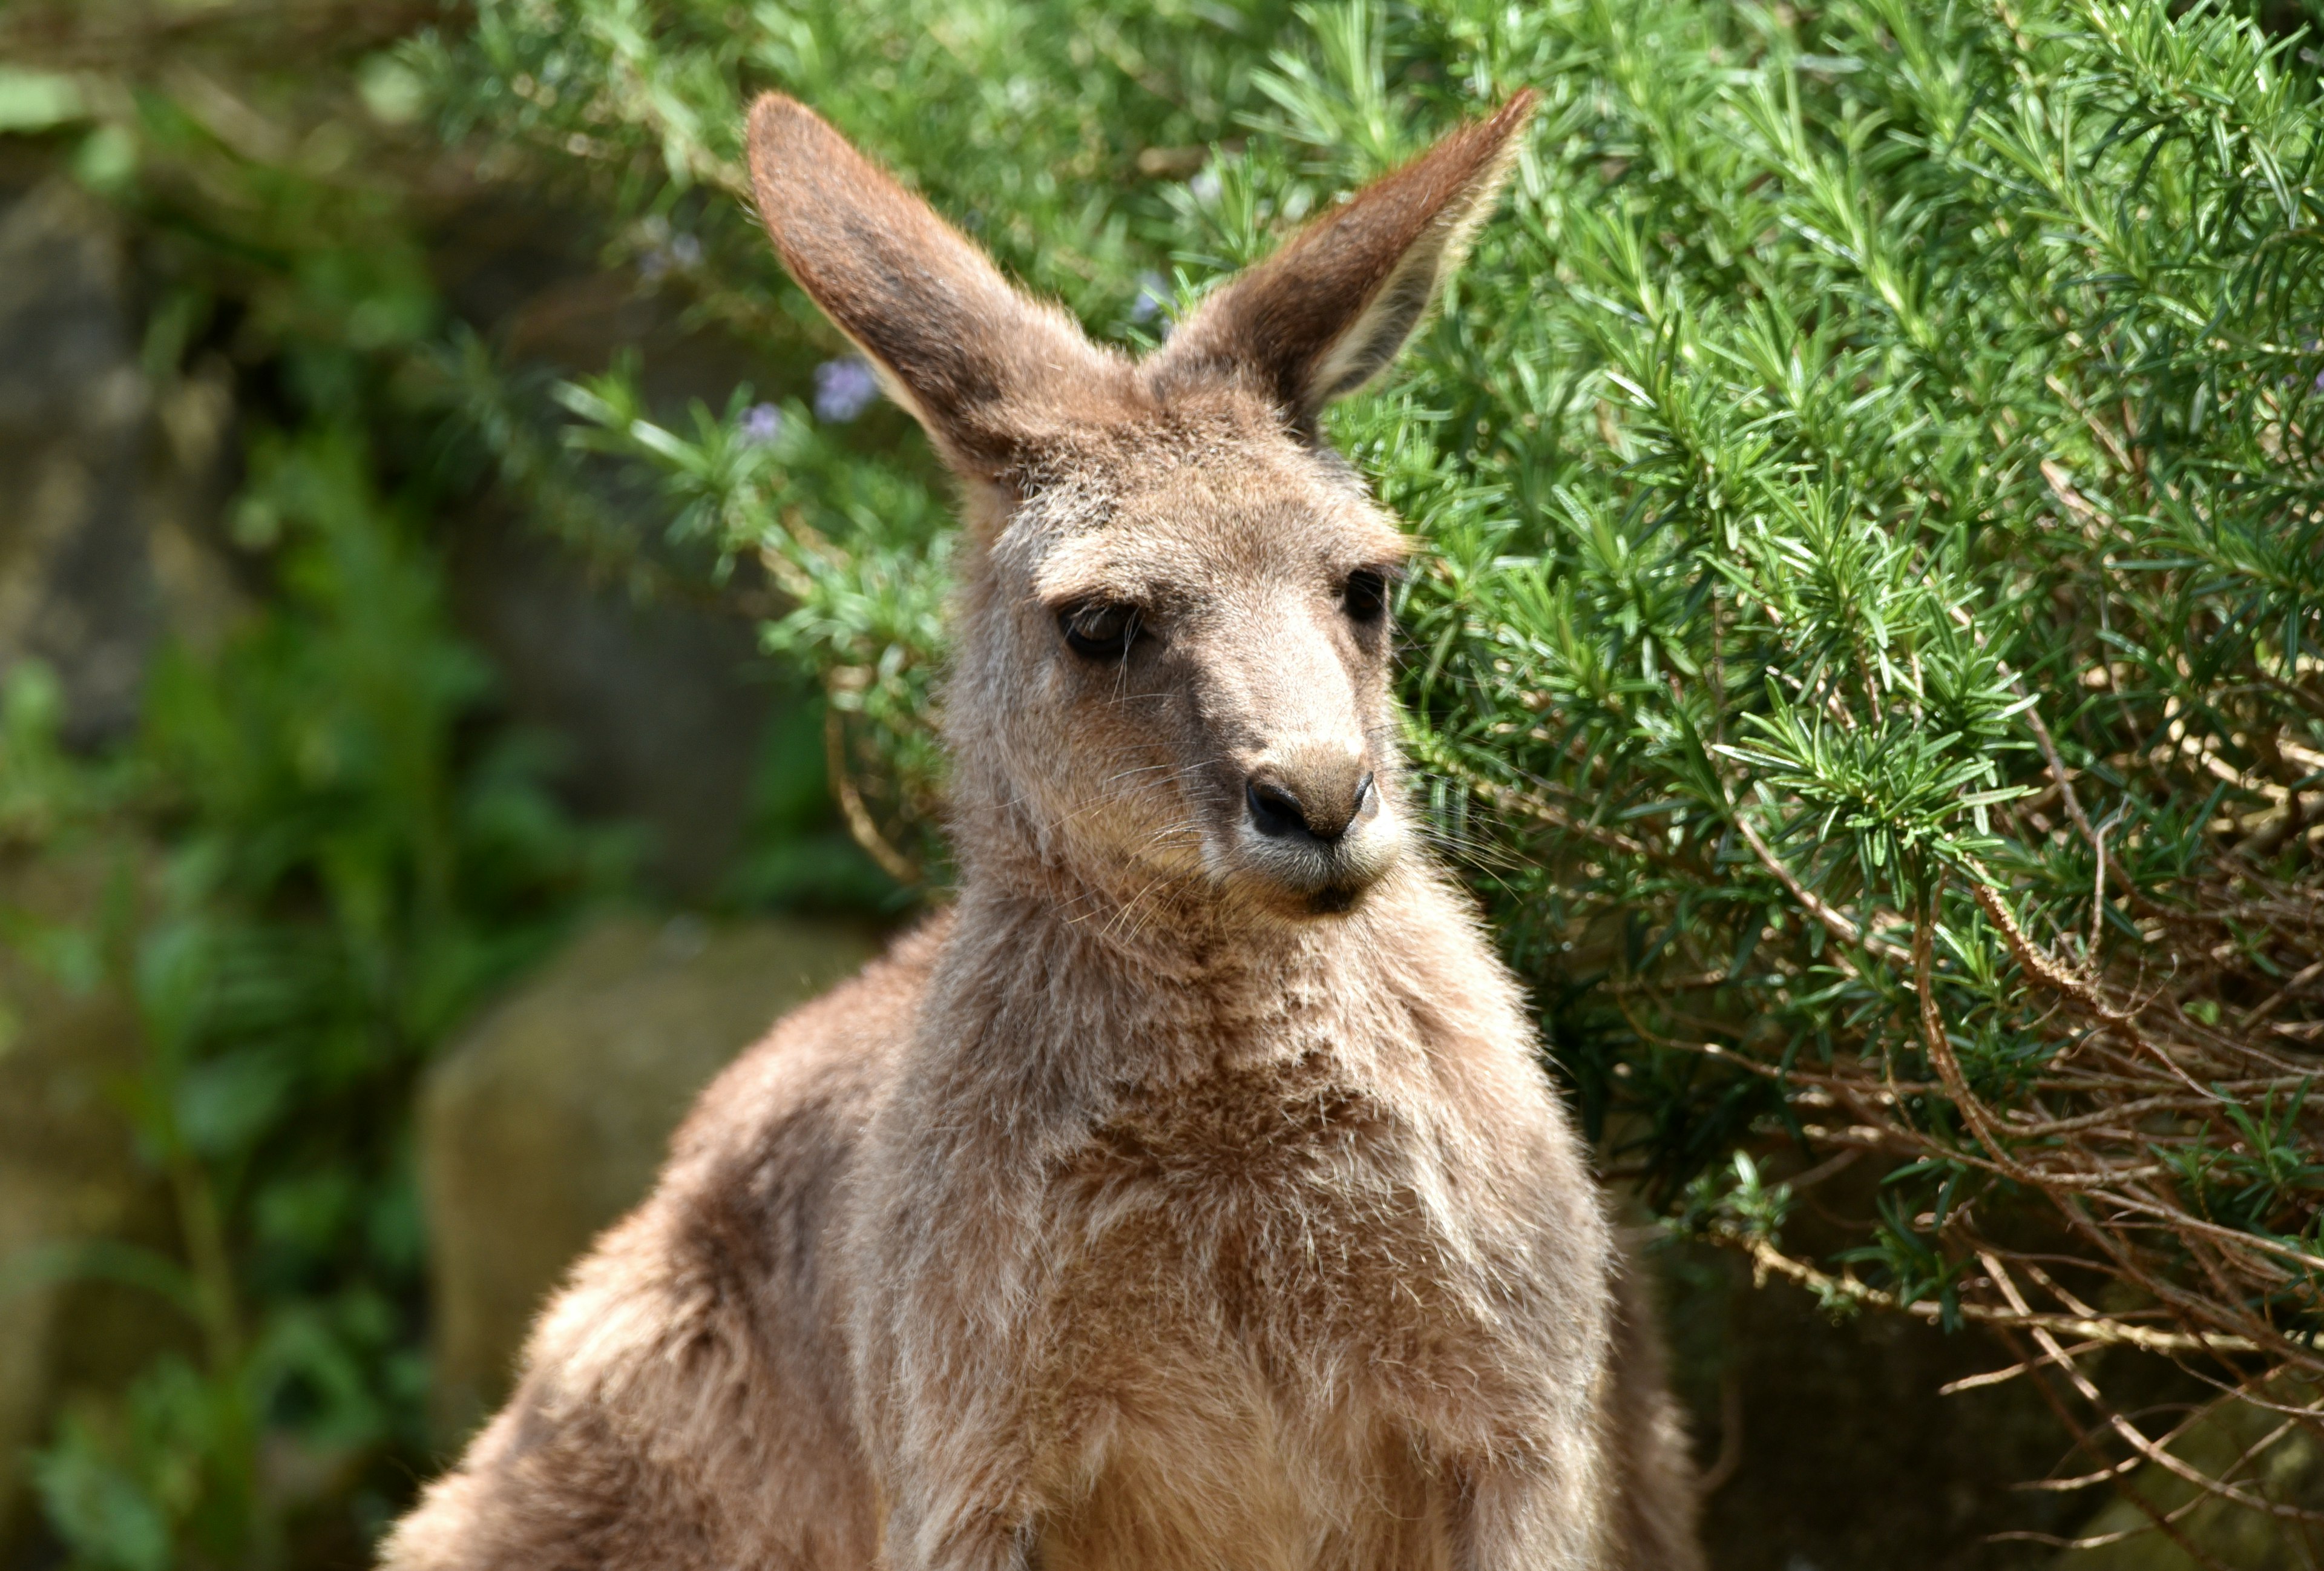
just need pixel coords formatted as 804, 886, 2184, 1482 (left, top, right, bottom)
1147, 91, 1535, 433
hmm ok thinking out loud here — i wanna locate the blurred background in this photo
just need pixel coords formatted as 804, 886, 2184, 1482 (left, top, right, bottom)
0, 0, 2320, 1567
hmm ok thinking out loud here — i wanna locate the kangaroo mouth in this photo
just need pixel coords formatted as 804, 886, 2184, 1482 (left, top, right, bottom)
1230, 831, 1399, 920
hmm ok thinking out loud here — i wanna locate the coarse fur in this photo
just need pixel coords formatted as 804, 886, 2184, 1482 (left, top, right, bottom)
384, 91, 1705, 1571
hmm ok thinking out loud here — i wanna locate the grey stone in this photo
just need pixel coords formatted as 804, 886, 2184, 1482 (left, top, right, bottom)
0, 177, 240, 748
416, 912, 881, 1443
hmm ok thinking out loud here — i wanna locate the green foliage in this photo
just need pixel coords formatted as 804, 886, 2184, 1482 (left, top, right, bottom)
0, 12, 621, 1549
1, 425, 613, 1567
543, 366, 957, 864
424, 0, 1295, 323
1679, 1151, 1795, 1246
724, 691, 904, 910
412, 0, 1316, 866
2, 0, 914, 1553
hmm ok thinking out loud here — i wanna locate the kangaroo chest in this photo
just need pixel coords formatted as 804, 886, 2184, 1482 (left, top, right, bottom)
1013, 1048, 1531, 1570
1052, 1049, 1422, 1308
1028, 1044, 1524, 1426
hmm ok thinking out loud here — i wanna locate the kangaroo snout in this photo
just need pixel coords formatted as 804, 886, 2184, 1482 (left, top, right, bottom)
1245, 754, 1377, 843
1232, 736, 1400, 912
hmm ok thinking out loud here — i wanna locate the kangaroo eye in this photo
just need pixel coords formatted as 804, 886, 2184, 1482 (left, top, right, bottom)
1342, 570, 1390, 623
1059, 601, 1143, 659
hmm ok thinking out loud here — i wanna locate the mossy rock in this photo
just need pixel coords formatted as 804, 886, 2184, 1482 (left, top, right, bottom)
416, 912, 882, 1445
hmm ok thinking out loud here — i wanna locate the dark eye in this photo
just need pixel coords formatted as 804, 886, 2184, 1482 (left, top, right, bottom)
1059, 601, 1143, 660
1342, 569, 1390, 623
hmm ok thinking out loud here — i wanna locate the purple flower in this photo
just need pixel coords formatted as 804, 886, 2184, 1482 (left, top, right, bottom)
1129, 271, 1170, 324
638, 231, 703, 280
739, 402, 783, 446
813, 356, 881, 422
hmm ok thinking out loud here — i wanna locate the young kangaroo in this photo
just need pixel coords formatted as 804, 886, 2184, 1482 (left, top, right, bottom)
384, 91, 1703, 1571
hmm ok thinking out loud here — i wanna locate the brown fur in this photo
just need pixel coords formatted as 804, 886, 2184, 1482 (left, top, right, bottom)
384, 93, 1704, 1571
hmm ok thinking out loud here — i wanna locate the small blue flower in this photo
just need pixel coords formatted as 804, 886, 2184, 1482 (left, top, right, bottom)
1129, 271, 1170, 324
1189, 169, 1222, 205
814, 356, 881, 422
639, 231, 703, 280
739, 402, 783, 446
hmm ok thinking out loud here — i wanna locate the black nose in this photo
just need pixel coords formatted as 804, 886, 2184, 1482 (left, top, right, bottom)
1246, 771, 1374, 843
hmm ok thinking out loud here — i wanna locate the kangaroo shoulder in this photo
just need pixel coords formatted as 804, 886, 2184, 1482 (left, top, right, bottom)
664, 907, 954, 1170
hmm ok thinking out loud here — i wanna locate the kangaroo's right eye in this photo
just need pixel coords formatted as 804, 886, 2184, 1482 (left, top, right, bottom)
1342, 569, 1390, 622
1059, 601, 1143, 660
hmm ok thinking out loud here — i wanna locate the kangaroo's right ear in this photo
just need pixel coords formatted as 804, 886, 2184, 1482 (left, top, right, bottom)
745, 93, 1111, 486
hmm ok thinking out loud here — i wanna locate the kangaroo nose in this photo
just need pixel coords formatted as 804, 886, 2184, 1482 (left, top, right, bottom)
1245, 760, 1377, 843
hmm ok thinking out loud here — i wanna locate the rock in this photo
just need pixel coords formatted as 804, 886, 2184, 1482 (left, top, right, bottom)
0, 177, 151, 746
416, 913, 882, 1443
443, 515, 776, 901
0, 176, 240, 748
2052, 1379, 2324, 1570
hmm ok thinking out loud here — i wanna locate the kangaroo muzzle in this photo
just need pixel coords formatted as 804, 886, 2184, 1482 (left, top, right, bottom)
1232, 735, 1401, 914
1244, 748, 1378, 844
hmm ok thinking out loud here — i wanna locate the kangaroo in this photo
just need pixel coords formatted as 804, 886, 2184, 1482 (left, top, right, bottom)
383, 91, 1704, 1571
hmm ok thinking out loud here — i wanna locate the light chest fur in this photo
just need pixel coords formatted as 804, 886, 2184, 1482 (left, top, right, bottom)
842, 879, 1609, 1571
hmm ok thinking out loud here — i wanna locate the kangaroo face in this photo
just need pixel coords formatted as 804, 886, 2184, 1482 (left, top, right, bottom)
745, 90, 1534, 920
970, 414, 1411, 918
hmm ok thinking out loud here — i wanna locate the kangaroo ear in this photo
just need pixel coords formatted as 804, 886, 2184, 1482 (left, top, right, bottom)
1149, 92, 1535, 433
745, 93, 1111, 482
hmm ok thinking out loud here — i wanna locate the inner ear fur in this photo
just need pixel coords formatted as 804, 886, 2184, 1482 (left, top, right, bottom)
1149, 91, 1536, 432
744, 92, 1115, 482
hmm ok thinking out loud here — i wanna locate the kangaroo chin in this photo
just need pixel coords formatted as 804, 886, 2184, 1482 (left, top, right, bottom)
383, 89, 1706, 1571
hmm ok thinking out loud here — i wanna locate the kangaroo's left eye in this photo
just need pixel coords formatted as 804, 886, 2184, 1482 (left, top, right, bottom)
1342, 570, 1389, 623
1059, 601, 1143, 659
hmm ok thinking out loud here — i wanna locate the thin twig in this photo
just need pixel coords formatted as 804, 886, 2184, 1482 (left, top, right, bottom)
824, 702, 920, 886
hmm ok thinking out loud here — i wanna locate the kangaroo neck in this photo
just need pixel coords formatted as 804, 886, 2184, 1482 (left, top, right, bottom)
951, 800, 1375, 974
927, 832, 1454, 1095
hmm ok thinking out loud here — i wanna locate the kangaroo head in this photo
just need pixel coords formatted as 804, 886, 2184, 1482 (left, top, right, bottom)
746, 91, 1532, 922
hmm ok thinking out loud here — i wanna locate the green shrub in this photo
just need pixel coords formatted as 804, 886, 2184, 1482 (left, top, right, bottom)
1, 427, 617, 1567
0, 21, 620, 1551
